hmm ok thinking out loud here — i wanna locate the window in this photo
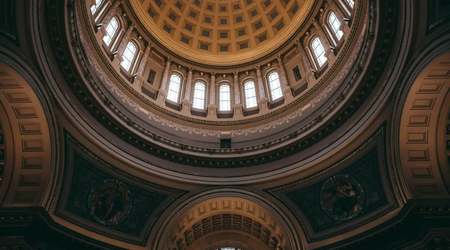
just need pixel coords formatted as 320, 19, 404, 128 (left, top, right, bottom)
192, 82, 206, 109
90, 0, 103, 14
103, 17, 119, 46
268, 72, 283, 100
244, 81, 257, 108
293, 66, 301, 81
167, 74, 182, 102
328, 12, 343, 40
120, 42, 137, 71
219, 84, 231, 111
311, 37, 327, 67
346, 0, 354, 8
147, 69, 156, 84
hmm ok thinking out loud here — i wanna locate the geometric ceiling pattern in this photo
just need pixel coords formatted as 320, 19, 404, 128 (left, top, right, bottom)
144, 0, 305, 54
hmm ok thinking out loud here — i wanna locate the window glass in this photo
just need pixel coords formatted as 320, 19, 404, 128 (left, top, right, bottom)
268, 72, 283, 100
219, 84, 231, 111
192, 82, 206, 109
328, 12, 343, 40
120, 42, 137, 71
90, 0, 103, 14
311, 37, 327, 67
244, 81, 257, 108
346, 0, 354, 8
103, 17, 118, 46
167, 74, 182, 102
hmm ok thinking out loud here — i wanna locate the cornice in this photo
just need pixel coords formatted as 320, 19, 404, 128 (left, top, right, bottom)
44, 0, 396, 169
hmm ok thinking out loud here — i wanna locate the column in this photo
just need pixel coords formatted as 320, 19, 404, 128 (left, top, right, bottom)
112, 24, 134, 70
181, 68, 193, 114
209, 73, 216, 105
233, 72, 241, 104
207, 73, 217, 118
233, 72, 243, 118
256, 66, 269, 112
133, 44, 151, 91
157, 58, 171, 102
277, 55, 293, 101
295, 40, 315, 83
116, 25, 134, 59
313, 19, 332, 50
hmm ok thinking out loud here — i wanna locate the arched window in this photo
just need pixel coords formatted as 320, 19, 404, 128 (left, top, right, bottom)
268, 72, 283, 101
90, 0, 103, 14
244, 81, 257, 108
311, 37, 327, 67
219, 84, 231, 111
120, 42, 137, 71
167, 74, 182, 102
345, 0, 354, 8
103, 17, 119, 47
192, 82, 206, 109
328, 12, 343, 40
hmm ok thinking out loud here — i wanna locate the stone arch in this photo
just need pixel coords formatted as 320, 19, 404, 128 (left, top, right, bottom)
397, 51, 450, 198
155, 188, 302, 250
0, 63, 58, 209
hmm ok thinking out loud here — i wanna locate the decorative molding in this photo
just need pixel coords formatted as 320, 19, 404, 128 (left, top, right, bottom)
0, 0, 19, 45
266, 124, 398, 242
55, 131, 187, 245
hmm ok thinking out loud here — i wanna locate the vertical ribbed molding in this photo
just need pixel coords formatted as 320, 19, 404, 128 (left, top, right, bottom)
233, 72, 241, 105
181, 67, 193, 115
256, 66, 269, 112
116, 24, 134, 59
277, 55, 293, 101
112, 24, 134, 71
233, 71, 244, 118
157, 58, 172, 102
295, 40, 316, 83
133, 43, 152, 90
207, 72, 217, 118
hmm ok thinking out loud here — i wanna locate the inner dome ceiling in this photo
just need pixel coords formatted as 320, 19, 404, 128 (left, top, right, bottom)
130, 0, 313, 66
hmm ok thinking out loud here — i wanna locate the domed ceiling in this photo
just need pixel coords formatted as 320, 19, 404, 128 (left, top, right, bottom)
130, 0, 313, 65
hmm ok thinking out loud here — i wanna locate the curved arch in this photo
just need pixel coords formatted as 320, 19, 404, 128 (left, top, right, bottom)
0, 62, 58, 209
155, 188, 303, 250
396, 51, 450, 199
